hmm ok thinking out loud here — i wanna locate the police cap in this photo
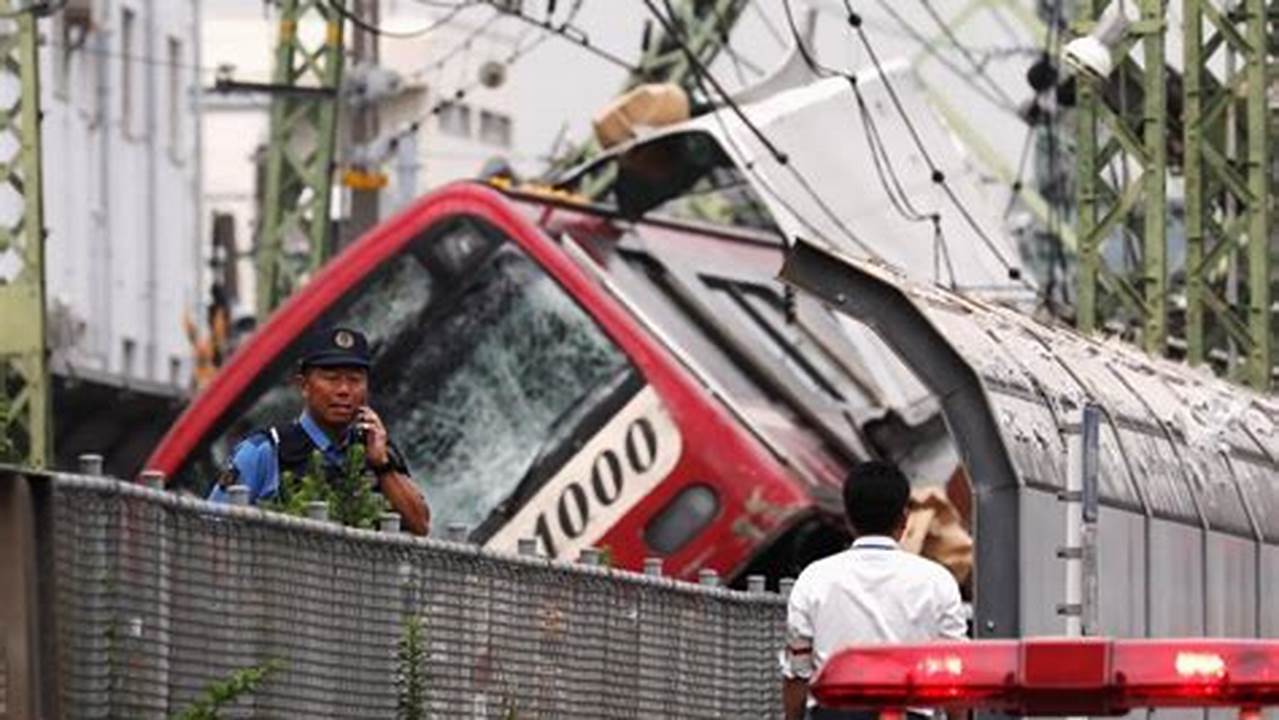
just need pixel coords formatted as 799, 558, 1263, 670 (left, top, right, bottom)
298, 326, 372, 370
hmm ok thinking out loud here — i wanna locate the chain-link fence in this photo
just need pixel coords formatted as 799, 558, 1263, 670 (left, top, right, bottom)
42, 475, 785, 718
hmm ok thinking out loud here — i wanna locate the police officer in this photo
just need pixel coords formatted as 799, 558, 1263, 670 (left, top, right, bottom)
209, 326, 430, 535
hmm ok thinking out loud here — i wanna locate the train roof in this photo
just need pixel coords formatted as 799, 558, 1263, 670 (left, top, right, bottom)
783, 238, 1279, 543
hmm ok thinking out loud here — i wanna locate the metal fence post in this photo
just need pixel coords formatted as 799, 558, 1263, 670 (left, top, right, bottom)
517, 538, 538, 557
304, 500, 328, 521
77, 454, 104, 476
579, 548, 602, 566
379, 512, 401, 534
779, 578, 795, 599
747, 575, 766, 594
227, 485, 251, 507
698, 569, 719, 587
445, 523, 469, 543
643, 557, 663, 576
138, 470, 165, 490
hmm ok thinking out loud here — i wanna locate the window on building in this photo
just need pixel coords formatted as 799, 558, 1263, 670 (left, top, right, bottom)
437, 102, 471, 138
122, 338, 137, 376
121, 7, 135, 138
53, 13, 70, 100
478, 110, 512, 147
167, 36, 182, 158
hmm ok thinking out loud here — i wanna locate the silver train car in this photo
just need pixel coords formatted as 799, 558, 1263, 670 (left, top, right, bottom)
783, 239, 1279, 644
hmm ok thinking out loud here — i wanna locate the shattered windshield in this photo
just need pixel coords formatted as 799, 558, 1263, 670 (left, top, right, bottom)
189, 217, 633, 531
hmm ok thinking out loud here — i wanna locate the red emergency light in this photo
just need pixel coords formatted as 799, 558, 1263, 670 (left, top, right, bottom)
811, 638, 1279, 716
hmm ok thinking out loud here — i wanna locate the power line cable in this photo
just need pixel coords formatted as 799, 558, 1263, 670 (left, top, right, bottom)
641, 0, 878, 261
474, 0, 639, 73
359, 0, 586, 165
868, 0, 1020, 117
748, 2, 787, 50
329, 0, 480, 39
776, 0, 930, 227
405, 7, 505, 83
840, 1, 1026, 283
702, 2, 763, 83
914, 0, 1019, 110
778, 0, 971, 290
1003, 124, 1034, 219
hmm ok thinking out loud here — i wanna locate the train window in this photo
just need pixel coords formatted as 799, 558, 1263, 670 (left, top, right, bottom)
701, 277, 848, 403
644, 484, 720, 555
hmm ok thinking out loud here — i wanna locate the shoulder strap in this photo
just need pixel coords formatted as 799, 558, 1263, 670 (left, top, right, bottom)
274, 422, 318, 480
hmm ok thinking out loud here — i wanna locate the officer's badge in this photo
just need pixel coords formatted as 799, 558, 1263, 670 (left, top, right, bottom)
334, 329, 355, 349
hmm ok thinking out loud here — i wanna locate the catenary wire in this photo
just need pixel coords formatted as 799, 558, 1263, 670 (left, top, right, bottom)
839, 0, 1027, 283
643, 0, 880, 261
328, 0, 481, 39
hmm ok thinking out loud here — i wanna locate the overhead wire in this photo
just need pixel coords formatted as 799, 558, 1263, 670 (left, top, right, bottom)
328, 0, 481, 39
40, 35, 227, 77
475, 1, 640, 73
405, 7, 506, 84
702, 2, 763, 83
780, 0, 933, 228
869, 0, 1020, 117
914, 0, 1019, 110
837, 0, 1028, 285
359, 0, 585, 166
639, 0, 880, 262
779, 0, 980, 290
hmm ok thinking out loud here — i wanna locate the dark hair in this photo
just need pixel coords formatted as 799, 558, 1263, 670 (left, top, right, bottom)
842, 461, 911, 536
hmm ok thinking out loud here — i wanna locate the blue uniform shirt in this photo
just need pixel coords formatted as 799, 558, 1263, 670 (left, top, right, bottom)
208, 411, 350, 504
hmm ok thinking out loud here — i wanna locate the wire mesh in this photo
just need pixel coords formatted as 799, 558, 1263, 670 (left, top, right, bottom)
47, 476, 785, 719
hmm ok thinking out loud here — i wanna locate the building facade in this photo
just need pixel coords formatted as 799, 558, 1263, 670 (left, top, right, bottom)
39, 0, 203, 388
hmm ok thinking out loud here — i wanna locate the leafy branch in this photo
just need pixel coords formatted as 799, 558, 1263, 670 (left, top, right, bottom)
172, 660, 283, 720
263, 444, 387, 529
396, 616, 426, 720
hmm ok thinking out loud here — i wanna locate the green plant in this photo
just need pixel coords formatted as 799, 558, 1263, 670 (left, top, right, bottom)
264, 445, 387, 529
172, 660, 282, 720
330, 442, 387, 529
396, 616, 426, 720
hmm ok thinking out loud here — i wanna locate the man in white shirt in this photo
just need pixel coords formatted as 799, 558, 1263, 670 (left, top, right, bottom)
782, 462, 967, 720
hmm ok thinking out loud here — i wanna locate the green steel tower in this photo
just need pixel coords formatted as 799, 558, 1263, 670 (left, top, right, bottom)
1182, 0, 1271, 390
0, 2, 47, 467
1073, 0, 1168, 356
257, 0, 347, 317
1075, 0, 1274, 391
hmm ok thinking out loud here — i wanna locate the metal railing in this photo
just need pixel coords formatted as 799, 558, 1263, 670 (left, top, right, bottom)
4, 469, 786, 718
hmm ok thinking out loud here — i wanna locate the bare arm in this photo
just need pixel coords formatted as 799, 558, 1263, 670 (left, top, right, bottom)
378, 469, 430, 536
359, 406, 430, 536
784, 677, 809, 720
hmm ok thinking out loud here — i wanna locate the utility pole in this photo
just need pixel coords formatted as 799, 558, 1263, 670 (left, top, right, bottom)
1073, 0, 1168, 356
1182, 0, 1271, 390
0, 2, 48, 467
342, 0, 381, 247
257, 0, 346, 318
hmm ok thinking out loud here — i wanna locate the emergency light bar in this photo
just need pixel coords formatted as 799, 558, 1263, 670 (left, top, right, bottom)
811, 638, 1279, 716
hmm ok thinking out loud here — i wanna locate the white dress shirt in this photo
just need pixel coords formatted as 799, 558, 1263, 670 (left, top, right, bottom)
782, 535, 967, 686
